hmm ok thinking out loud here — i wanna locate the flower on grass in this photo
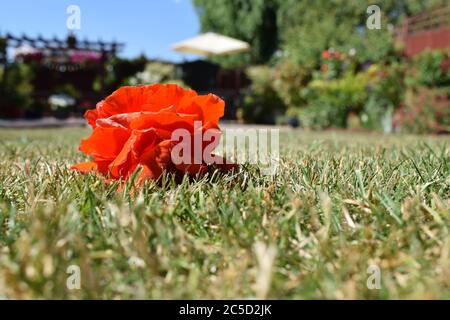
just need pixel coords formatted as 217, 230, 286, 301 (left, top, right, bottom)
72, 84, 230, 184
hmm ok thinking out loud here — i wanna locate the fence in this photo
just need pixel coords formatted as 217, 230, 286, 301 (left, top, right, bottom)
396, 5, 450, 56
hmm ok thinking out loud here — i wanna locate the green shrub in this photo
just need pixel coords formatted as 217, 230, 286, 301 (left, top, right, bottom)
361, 63, 406, 131
393, 86, 450, 134
127, 61, 187, 88
408, 49, 450, 88
0, 63, 34, 118
272, 60, 310, 109
242, 65, 286, 124
299, 102, 348, 129
299, 72, 368, 129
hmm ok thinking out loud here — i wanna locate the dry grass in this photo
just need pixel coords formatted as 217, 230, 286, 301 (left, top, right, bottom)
0, 128, 449, 299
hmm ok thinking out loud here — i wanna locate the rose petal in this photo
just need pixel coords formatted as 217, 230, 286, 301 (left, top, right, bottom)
79, 126, 131, 160
71, 161, 97, 172
73, 84, 229, 185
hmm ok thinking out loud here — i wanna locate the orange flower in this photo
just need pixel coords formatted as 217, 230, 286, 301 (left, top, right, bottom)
72, 84, 227, 184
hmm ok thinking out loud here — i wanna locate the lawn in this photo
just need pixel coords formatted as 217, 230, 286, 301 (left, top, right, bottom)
0, 128, 449, 299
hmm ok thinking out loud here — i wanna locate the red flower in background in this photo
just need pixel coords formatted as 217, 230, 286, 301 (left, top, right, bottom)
322, 49, 343, 60
72, 84, 227, 184
332, 51, 341, 59
322, 50, 330, 59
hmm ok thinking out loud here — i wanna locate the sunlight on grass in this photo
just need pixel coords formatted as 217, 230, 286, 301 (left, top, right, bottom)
0, 128, 449, 299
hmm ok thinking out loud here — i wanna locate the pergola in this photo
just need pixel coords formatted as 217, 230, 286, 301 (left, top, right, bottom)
0, 32, 125, 118
0, 32, 124, 94
1, 33, 124, 56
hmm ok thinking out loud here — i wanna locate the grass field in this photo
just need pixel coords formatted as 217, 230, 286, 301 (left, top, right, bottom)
0, 128, 449, 299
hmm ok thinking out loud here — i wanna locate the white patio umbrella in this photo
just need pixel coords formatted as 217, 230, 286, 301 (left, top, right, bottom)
172, 32, 250, 56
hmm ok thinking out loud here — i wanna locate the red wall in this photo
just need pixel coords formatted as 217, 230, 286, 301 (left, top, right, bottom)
403, 26, 450, 57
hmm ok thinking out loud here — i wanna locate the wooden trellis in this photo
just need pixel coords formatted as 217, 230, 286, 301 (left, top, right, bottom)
0, 33, 125, 118
396, 5, 450, 57
0, 33, 124, 56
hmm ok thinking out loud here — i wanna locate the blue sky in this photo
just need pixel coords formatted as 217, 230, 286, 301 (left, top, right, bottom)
0, 0, 201, 62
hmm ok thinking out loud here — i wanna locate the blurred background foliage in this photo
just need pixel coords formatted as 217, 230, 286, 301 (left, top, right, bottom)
194, 0, 450, 133
127, 61, 187, 88
1, 0, 450, 134
193, 0, 279, 68
0, 63, 34, 118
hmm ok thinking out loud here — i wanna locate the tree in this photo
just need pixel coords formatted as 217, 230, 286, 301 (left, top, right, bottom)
193, 0, 447, 68
276, 0, 449, 67
193, 0, 279, 68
